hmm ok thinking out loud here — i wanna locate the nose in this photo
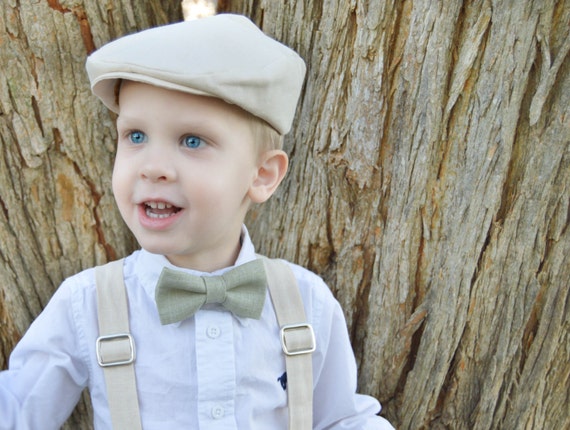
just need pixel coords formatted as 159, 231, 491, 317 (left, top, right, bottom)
140, 145, 177, 182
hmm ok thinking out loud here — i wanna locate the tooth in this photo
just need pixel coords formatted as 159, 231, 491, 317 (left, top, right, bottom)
146, 201, 174, 210
145, 206, 175, 219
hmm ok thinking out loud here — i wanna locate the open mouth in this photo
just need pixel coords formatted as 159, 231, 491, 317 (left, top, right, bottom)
143, 201, 182, 219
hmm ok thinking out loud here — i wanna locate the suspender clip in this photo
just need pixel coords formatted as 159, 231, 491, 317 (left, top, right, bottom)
96, 333, 136, 367
280, 323, 316, 356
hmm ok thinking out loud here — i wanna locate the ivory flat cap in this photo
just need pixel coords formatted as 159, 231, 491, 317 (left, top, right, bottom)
86, 14, 306, 134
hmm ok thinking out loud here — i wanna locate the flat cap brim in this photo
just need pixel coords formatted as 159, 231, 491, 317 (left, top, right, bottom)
85, 14, 306, 134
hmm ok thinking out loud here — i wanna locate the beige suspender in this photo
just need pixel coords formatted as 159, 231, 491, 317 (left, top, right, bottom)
95, 257, 314, 429
261, 257, 315, 430
95, 259, 143, 430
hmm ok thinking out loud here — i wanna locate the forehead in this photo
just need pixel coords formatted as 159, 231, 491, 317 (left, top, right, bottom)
117, 81, 259, 146
118, 80, 250, 119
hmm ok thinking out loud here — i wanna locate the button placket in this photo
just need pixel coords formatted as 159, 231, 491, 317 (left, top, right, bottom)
195, 311, 238, 427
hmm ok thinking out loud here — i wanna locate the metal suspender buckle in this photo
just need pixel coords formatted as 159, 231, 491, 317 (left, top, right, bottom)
96, 333, 136, 367
280, 323, 316, 356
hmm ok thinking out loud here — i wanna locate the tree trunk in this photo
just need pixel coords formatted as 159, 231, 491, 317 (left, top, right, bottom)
0, 1, 182, 428
223, 1, 570, 428
2, 0, 569, 429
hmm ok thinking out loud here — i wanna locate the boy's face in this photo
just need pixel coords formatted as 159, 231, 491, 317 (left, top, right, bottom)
112, 81, 261, 271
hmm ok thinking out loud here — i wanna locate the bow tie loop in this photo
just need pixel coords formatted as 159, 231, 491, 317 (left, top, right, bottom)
155, 259, 267, 325
203, 277, 227, 304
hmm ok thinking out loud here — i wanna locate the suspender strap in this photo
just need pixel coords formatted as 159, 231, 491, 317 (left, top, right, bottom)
95, 259, 143, 430
262, 258, 315, 430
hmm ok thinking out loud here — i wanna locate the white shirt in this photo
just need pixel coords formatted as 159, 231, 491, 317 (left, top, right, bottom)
0, 229, 393, 429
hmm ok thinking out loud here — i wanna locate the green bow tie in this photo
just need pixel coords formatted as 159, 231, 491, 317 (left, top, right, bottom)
155, 259, 267, 325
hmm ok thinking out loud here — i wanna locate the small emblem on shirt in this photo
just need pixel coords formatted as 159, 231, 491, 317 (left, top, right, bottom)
278, 372, 287, 390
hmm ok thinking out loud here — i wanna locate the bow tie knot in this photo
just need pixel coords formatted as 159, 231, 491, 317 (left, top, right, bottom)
155, 259, 267, 325
203, 276, 227, 304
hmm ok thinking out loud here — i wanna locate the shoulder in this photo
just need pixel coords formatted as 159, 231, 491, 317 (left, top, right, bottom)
56, 251, 142, 307
266, 258, 333, 298
264, 258, 341, 328
55, 265, 96, 304
282, 260, 329, 290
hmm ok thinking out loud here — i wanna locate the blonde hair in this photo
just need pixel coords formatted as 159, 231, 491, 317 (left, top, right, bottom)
246, 112, 284, 154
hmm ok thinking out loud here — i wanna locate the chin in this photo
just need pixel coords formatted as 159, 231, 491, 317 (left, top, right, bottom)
136, 240, 178, 257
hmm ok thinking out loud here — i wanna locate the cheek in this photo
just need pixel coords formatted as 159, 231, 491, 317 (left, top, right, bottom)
216, 166, 254, 200
111, 155, 129, 202
111, 159, 120, 196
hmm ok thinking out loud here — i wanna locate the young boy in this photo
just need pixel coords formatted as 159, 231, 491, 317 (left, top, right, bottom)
0, 14, 393, 429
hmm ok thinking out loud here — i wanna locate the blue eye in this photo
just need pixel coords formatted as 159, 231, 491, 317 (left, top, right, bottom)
129, 131, 147, 144
183, 135, 203, 149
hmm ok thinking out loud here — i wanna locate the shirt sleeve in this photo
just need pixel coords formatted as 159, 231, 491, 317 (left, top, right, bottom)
0, 278, 90, 430
312, 291, 394, 429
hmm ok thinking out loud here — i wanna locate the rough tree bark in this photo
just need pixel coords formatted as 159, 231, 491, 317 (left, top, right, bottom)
1, 0, 568, 429
223, 0, 570, 429
0, 1, 182, 428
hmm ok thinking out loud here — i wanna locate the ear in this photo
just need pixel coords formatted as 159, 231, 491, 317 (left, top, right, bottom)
248, 149, 289, 203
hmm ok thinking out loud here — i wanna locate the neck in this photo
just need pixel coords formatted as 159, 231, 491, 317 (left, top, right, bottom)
165, 234, 243, 273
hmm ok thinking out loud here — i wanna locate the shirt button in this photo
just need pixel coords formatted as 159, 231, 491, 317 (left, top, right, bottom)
207, 325, 221, 339
211, 405, 224, 419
